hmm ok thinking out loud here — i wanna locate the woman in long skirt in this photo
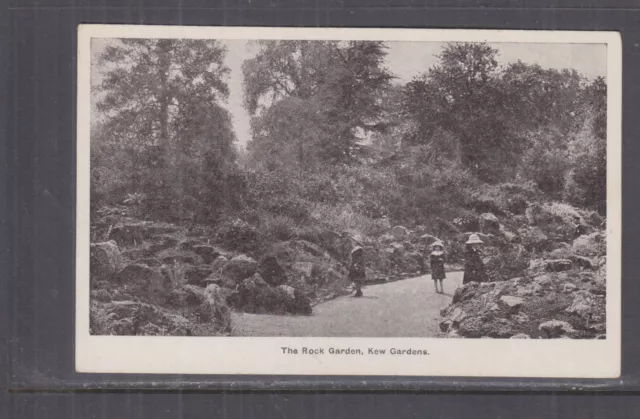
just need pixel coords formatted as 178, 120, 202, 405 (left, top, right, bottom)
463, 234, 489, 284
429, 241, 446, 293
349, 246, 366, 297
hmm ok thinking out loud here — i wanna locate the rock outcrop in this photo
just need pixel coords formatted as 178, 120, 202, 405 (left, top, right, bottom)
90, 241, 125, 281
221, 254, 258, 284
440, 271, 605, 339
479, 213, 501, 235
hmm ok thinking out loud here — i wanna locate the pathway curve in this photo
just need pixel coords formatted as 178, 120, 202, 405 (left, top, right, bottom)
232, 272, 463, 337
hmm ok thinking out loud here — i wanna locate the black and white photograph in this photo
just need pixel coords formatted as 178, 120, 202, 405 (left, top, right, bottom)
76, 26, 621, 377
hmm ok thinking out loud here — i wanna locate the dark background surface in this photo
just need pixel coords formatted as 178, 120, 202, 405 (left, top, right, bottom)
3, 0, 640, 416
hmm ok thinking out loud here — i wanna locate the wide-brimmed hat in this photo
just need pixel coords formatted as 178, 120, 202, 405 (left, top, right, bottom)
432, 240, 444, 249
465, 234, 484, 245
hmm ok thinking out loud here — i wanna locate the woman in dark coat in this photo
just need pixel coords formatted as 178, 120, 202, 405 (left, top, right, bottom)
429, 241, 446, 293
463, 234, 489, 284
348, 246, 366, 297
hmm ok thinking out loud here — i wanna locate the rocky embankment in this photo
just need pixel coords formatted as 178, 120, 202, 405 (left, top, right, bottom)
90, 199, 606, 338
89, 207, 437, 336
440, 202, 606, 339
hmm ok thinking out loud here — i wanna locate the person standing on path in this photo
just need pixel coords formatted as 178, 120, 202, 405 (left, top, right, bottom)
429, 241, 446, 293
462, 234, 489, 284
348, 245, 366, 297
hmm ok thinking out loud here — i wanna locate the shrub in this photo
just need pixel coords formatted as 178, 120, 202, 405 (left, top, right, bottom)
562, 113, 606, 214
261, 214, 297, 242
309, 203, 390, 237
469, 181, 541, 216
485, 244, 530, 282
215, 218, 260, 254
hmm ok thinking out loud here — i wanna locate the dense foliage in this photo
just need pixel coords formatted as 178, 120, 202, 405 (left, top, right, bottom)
92, 40, 607, 244
92, 39, 242, 222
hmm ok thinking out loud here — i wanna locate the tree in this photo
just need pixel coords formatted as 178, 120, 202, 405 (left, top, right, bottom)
404, 42, 516, 181
566, 77, 607, 213
94, 38, 237, 220
243, 40, 394, 167
501, 61, 585, 133
403, 42, 604, 188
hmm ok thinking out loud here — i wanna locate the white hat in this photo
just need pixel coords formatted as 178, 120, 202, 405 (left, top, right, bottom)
432, 240, 444, 248
465, 234, 484, 245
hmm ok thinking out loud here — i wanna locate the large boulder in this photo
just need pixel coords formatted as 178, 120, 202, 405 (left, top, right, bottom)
234, 273, 312, 316
211, 255, 229, 272
257, 240, 349, 303
539, 320, 575, 339
112, 263, 173, 304
90, 241, 125, 281
235, 274, 285, 314
499, 295, 524, 312
572, 232, 606, 257
479, 213, 501, 235
192, 245, 220, 264
221, 254, 258, 284
257, 255, 288, 286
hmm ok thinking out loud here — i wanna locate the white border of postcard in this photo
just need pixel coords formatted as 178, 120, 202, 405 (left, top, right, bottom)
76, 25, 622, 378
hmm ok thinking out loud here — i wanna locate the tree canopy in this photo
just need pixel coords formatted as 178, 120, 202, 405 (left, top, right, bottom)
243, 40, 395, 167
93, 39, 239, 221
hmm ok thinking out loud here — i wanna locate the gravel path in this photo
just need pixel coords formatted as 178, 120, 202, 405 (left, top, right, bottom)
232, 272, 464, 337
